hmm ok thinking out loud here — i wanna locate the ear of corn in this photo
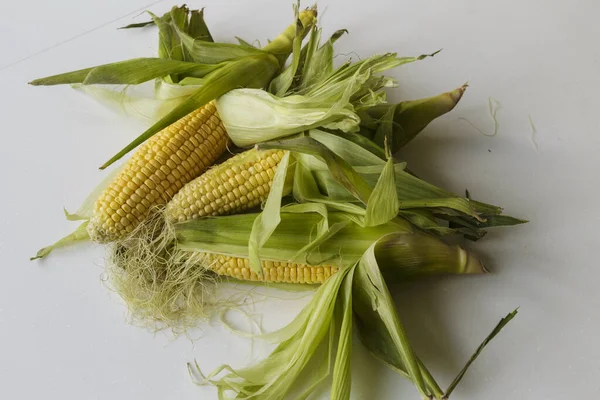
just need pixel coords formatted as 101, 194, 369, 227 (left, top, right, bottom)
207, 254, 338, 284
88, 101, 229, 242
165, 149, 286, 223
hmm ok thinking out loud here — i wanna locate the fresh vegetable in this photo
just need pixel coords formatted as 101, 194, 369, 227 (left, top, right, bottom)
30, 5, 318, 169
166, 149, 287, 222
88, 101, 228, 242
28, 4, 526, 399
188, 228, 506, 400
110, 207, 486, 327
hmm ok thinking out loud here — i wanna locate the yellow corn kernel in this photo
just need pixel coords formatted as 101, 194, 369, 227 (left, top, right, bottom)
88, 101, 229, 242
165, 149, 286, 223
205, 254, 338, 284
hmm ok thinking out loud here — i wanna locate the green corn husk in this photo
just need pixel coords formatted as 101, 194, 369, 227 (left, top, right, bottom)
188, 229, 514, 400
99, 4, 317, 169
30, 221, 90, 261
107, 204, 487, 329
258, 130, 525, 240
29, 5, 318, 169
28, 58, 222, 86
119, 5, 213, 43
216, 52, 437, 147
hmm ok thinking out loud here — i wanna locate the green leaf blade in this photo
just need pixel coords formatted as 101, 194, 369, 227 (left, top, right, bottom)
30, 58, 221, 86
100, 53, 279, 169
248, 151, 291, 274
188, 8, 213, 42
259, 136, 374, 204
368, 84, 468, 152
330, 269, 354, 400
443, 309, 519, 398
364, 157, 399, 227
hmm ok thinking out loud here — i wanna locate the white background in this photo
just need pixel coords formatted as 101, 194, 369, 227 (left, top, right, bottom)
1, 0, 599, 399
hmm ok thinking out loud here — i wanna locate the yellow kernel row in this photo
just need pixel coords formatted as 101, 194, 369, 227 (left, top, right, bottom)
207, 254, 339, 284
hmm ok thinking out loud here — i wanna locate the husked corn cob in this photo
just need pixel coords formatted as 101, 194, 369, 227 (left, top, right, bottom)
165, 149, 286, 223
88, 101, 229, 242
207, 254, 339, 284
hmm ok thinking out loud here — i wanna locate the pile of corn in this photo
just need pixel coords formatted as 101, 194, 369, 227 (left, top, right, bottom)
30, 4, 524, 400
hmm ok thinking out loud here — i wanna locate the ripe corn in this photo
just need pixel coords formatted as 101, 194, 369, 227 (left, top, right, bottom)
206, 254, 339, 284
88, 101, 229, 242
165, 149, 286, 223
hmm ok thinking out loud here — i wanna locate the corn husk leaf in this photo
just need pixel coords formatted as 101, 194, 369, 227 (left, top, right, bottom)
293, 24, 319, 89
397, 209, 462, 237
352, 241, 431, 398
189, 220, 483, 399
292, 162, 368, 216
303, 131, 505, 220
99, 8, 319, 167
293, 28, 347, 93
31, 221, 90, 260
216, 86, 361, 147
447, 214, 527, 229
374, 231, 486, 281
259, 136, 373, 204
259, 132, 498, 233
190, 267, 350, 400
260, 6, 318, 64
443, 309, 518, 398
248, 151, 292, 274
263, 131, 522, 238
175, 206, 487, 279
100, 53, 279, 169
236, 37, 257, 48
261, 133, 481, 227
121, 6, 214, 41
118, 20, 155, 29
308, 129, 385, 166
330, 130, 386, 160
217, 52, 427, 147
361, 84, 468, 152
330, 268, 354, 400
299, 51, 438, 97
176, 210, 408, 268
398, 198, 483, 221
268, 8, 303, 96
152, 7, 186, 63
279, 203, 351, 263
176, 31, 266, 64
72, 80, 201, 123
364, 157, 399, 227
188, 8, 214, 42
29, 58, 221, 86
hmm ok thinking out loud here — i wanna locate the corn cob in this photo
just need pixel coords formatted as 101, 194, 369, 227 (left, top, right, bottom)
165, 149, 286, 223
88, 101, 229, 242
163, 148, 337, 285
207, 254, 338, 284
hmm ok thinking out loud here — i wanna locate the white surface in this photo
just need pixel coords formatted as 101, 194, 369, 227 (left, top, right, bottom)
1, 0, 599, 399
